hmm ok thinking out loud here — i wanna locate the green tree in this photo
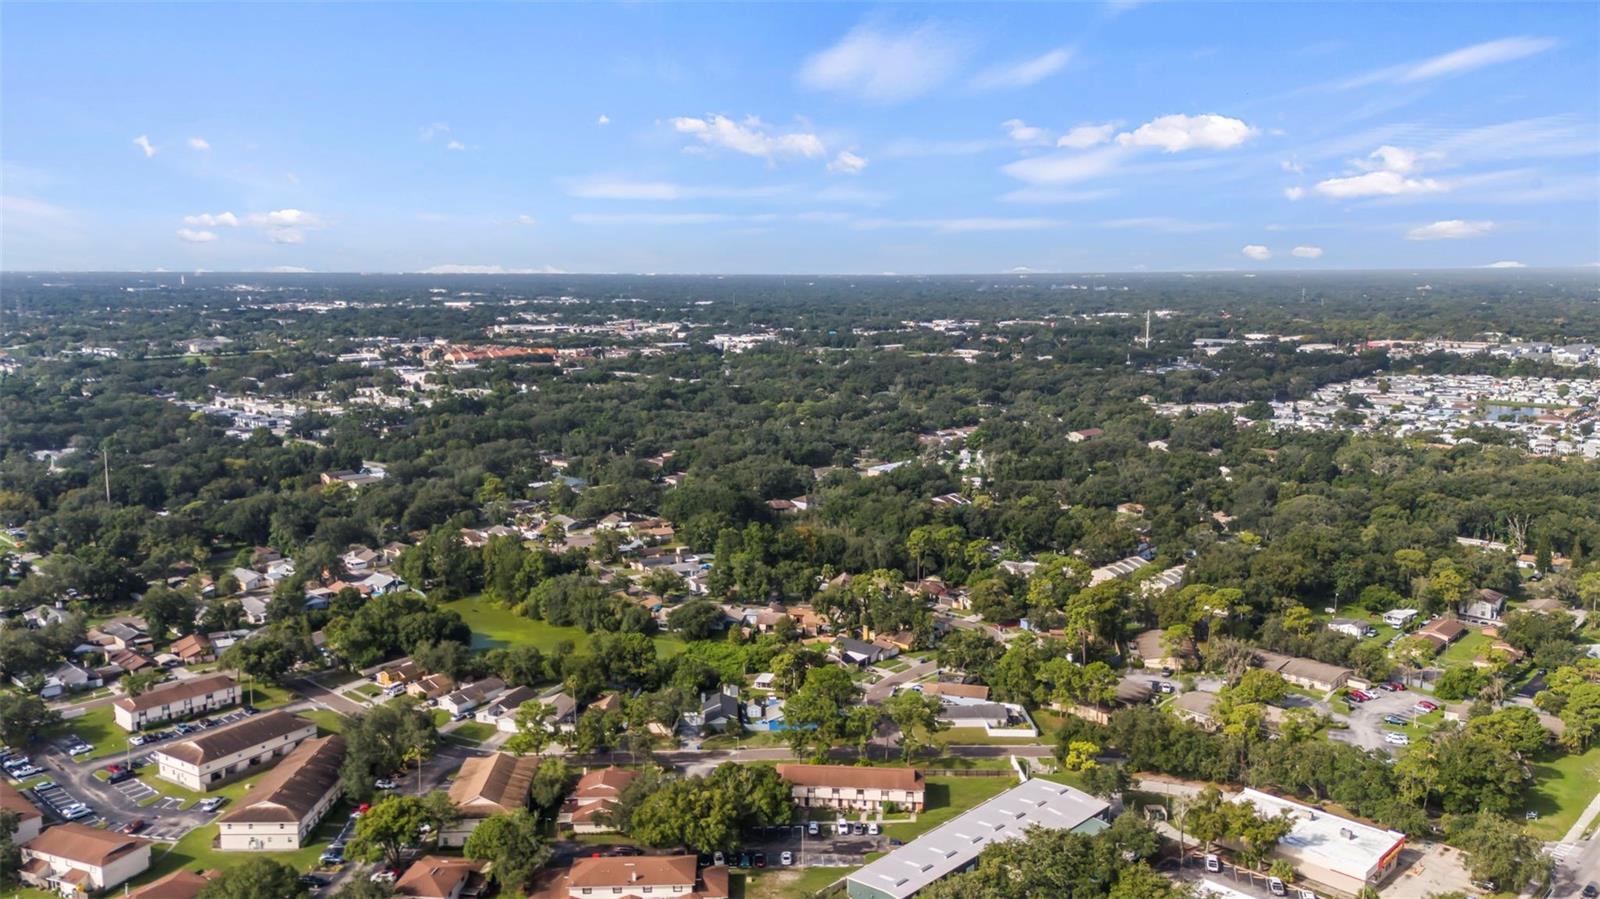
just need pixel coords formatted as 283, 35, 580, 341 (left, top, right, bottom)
0, 693, 60, 745
885, 688, 948, 761
196, 857, 307, 899
782, 664, 861, 758
347, 792, 458, 867
503, 701, 556, 756
462, 809, 552, 891
340, 699, 438, 800
1447, 812, 1552, 892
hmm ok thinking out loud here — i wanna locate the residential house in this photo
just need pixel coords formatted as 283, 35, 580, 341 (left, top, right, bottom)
231, 568, 266, 593
833, 637, 896, 667
1170, 691, 1289, 733
1254, 651, 1353, 693
1328, 619, 1374, 639
1381, 609, 1419, 629
1067, 428, 1104, 442
438, 678, 506, 717
440, 752, 541, 848
394, 857, 488, 899
473, 685, 541, 730
23, 604, 70, 628
94, 621, 153, 652
376, 660, 423, 687
1414, 617, 1467, 652
216, 735, 345, 851
340, 547, 379, 574
19, 823, 151, 895
917, 682, 989, 703
559, 767, 638, 834
1131, 628, 1192, 671
0, 779, 44, 843
169, 633, 214, 664
107, 649, 154, 675
29, 661, 102, 699
153, 711, 317, 791
683, 685, 741, 734
776, 764, 925, 813
529, 856, 728, 899
1459, 588, 1508, 625
113, 673, 239, 732
239, 596, 271, 625
406, 673, 456, 702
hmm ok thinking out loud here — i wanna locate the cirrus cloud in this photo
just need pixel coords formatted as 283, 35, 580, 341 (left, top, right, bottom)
1406, 219, 1494, 240
798, 23, 969, 103
970, 47, 1072, 91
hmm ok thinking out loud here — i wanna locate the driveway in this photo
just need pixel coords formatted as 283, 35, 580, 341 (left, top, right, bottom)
863, 659, 937, 704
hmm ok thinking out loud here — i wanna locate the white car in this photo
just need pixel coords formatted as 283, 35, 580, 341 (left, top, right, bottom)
374, 778, 397, 790
807, 821, 819, 836
1384, 732, 1410, 746
868, 822, 880, 835
780, 851, 793, 865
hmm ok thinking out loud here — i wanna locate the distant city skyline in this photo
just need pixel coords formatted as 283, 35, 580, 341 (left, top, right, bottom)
2, 3, 1597, 273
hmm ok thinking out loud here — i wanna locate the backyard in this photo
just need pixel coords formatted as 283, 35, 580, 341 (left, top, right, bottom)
444, 595, 685, 657
882, 775, 1019, 843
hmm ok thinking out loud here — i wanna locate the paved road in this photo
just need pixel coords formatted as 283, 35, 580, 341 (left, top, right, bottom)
1544, 787, 1600, 898
863, 659, 938, 703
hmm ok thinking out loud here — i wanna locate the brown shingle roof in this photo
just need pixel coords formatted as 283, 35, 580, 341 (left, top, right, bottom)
23, 822, 148, 866
394, 856, 485, 898
776, 764, 923, 792
218, 734, 345, 825
114, 673, 236, 713
169, 634, 212, 659
919, 682, 989, 701
156, 710, 313, 767
573, 766, 636, 798
0, 779, 42, 822
569, 855, 698, 889
128, 869, 218, 899
448, 752, 540, 819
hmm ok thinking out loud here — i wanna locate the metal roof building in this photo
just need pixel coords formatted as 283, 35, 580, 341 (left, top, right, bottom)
845, 778, 1109, 899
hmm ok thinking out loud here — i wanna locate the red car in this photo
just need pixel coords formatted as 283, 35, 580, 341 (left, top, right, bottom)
1387, 682, 1406, 691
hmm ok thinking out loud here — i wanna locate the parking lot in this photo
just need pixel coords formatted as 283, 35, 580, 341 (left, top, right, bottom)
724, 823, 886, 868
30, 779, 101, 824
1329, 684, 1431, 753
130, 707, 255, 748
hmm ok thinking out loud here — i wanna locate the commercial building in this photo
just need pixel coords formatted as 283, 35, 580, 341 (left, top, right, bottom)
112, 673, 239, 731
440, 752, 541, 848
529, 855, 729, 899
217, 734, 346, 851
153, 710, 317, 791
776, 764, 926, 814
19, 823, 152, 895
846, 779, 1109, 899
1235, 788, 1406, 895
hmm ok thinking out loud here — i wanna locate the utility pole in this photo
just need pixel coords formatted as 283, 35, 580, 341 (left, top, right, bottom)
103, 445, 112, 503
1143, 309, 1152, 348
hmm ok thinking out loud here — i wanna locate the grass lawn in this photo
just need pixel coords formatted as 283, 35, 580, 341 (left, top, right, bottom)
430, 708, 452, 727
239, 681, 297, 709
933, 728, 1042, 747
300, 709, 349, 735
444, 595, 685, 658
701, 730, 790, 750
742, 865, 855, 899
352, 682, 384, 698
1437, 632, 1493, 668
1522, 743, 1600, 840
53, 704, 131, 761
130, 798, 355, 891
449, 721, 497, 743
883, 776, 1017, 843
1034, 770, 1088, 789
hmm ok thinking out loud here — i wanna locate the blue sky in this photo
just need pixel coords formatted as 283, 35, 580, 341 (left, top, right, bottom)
3, 2, 1597, 273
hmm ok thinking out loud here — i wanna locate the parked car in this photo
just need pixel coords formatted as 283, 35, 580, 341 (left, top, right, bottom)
374, 778, 397, 790
369, 869, 396, 884
753, 852, 766, 868
120, 819, 146, 834
107, 770, 134, 784
196, 797, 227, 813
1267, 876, 1287, 897
319, 848, 344, 866
1154, 681, 1175, 694
1525, 810, 1540, 820
712, 852, 725, 867
1414, 700, 1438, 712
1383, 714, 1409, 726
1204, 854, 1222, 873
854, 823, 867, 835
1579, 883, 1597, 898
781, 851, 794, 865
868, 822, 880, 835
807, 821, 819, 836
1384, 732, 1410, 746
1386, 682, 1406, 691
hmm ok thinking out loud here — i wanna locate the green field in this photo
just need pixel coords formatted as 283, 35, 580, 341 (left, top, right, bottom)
54, 705, 132, 761
742, 865, 854, 898
1523, 743, 1600, 840
882, 776, 1018, 842
1436, 632, 1493, 668
300, 709, 349, 734
932, 727, 1043, 747
444, 595, 685, 657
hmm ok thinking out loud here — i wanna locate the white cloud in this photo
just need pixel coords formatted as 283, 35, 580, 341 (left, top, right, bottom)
1102, 217, 1224, 233
1482, 260, 1526, 268
132, 135, 156, 158
1002, 146, 1127, 185
515, 214, 537, 226
1000, 187, 1116, 204
970, 47, 1072, 91
572, 212, 746, 226
268, 229, 305, 244
1397, 36, 1556, 83
1406, 219, 1494, 240
420, 122, 450, 141
1001, 119, 1050, 143
1291, 245, 1324, 258
247, 209, 319, 227
1057, 123, 1115, 149
417, 264, 566, 274
187, 137, 211, 151
270, 266, 314, 273
566, 178, 791, 200
1361, 145, 1420, 174
1313, 171, 1445, 198
827, 150, 869, 175
176, 228, 217, 243
1115, 114, 1257, 152
1241, 244, 1272, 261
1284, 186, 1306, 201
852, 216, 1066, 233
597, 114, 611, 126
798, 23, 968, 103
670, 115, 825, 160
446, 140, 467, 151
184, 212, 239, 228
